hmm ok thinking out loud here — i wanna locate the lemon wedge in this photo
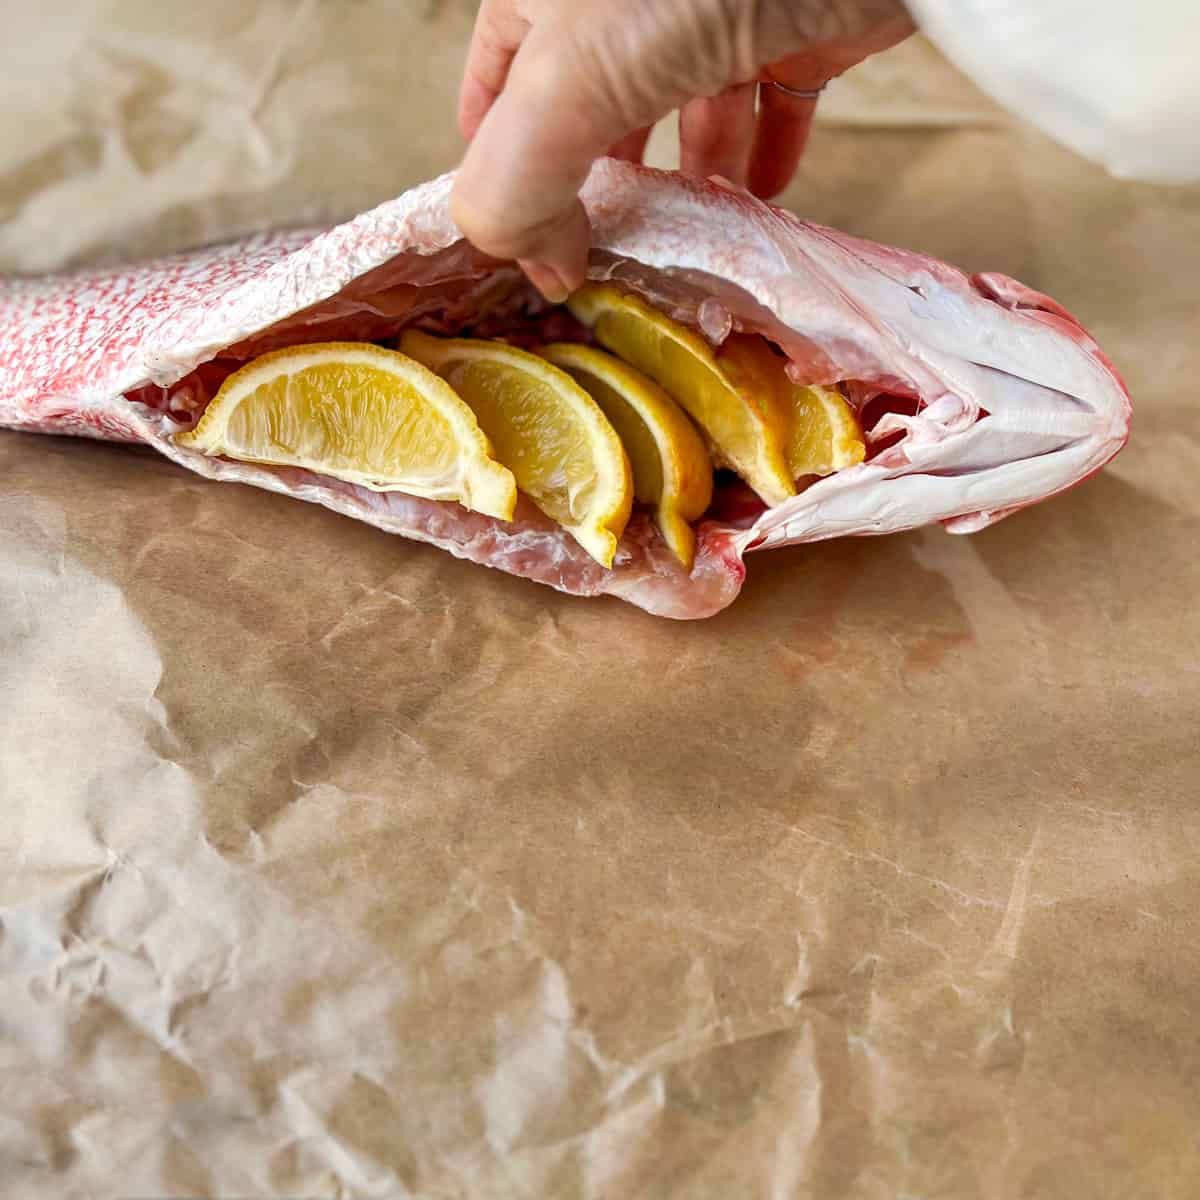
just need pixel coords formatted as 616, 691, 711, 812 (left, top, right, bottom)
399, 330, 633, 567
174, 342, 517, 519
717, 335, 866, 478
567, 285, 795, 507
780, 383, 866, 476
539, 342, 713, 571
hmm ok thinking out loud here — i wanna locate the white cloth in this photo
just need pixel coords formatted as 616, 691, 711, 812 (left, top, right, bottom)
906, 0, 1200, 184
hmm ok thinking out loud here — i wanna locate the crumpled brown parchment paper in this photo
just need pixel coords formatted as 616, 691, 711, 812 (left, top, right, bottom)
2, 4, 1199, 1198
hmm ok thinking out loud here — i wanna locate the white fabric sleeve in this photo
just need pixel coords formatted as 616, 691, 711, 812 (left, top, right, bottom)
903, 0, 1200, 184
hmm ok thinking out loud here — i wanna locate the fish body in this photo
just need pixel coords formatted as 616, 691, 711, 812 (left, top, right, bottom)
0, 161, 1130, 618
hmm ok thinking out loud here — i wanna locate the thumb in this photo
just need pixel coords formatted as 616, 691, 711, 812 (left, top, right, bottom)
450, 0, 741, 300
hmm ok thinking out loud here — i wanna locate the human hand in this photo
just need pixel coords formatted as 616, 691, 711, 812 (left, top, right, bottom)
451, 0, 914, 301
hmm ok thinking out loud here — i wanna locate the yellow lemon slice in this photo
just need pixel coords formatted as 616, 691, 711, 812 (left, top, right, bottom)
567, 284, 795, 507
539, 342, 713, 572
399, 330, 633, 567
717, 335, 866, 477
783, 384, 866, 475
174, 342, 516, 519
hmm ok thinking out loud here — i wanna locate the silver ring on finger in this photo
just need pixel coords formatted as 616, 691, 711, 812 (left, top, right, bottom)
765, 81, 828, 101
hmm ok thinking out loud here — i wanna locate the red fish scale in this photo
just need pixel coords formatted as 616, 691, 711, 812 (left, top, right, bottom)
2, 233, 311, 413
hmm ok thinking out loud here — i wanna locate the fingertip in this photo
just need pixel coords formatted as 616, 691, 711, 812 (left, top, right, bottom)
747, 86, 817, 200
608, 126, 653, 164
519, 201, 592, 300
747, 158, 792, 201
452, 170, 591, 301
519, 261, 572, 305
678, 85, 757, 189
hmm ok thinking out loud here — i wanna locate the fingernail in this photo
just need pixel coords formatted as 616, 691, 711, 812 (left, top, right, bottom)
520, 261, 571, 305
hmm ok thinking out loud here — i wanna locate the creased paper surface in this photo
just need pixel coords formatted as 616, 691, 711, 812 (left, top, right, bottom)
2, 4, 1199, 1198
